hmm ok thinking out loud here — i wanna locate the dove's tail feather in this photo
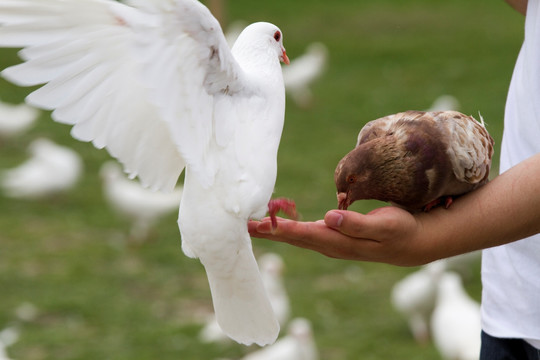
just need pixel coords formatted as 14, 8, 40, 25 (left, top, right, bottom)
204, 246, 280, 346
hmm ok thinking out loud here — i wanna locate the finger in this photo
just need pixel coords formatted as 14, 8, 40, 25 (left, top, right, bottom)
250, 218, 381, 260
324, 207, 407, 239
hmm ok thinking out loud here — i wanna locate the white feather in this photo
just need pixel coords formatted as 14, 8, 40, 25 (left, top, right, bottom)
0, 0, 288, 346
199, 253, 290, 343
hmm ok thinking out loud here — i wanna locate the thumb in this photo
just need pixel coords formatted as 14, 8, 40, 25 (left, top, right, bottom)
324, 207, 400, 239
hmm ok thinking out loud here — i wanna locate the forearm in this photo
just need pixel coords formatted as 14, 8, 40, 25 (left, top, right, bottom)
505, 0, 527, 15
417, 152, 540, 262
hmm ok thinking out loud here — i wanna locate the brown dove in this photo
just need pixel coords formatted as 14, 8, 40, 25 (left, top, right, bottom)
334, 110, 494, 212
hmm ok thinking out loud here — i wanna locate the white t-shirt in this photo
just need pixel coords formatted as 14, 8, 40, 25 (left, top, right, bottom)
481, 0, 540, 349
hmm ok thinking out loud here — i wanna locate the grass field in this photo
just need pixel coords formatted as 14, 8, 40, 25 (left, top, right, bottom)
0, 0, 525, 359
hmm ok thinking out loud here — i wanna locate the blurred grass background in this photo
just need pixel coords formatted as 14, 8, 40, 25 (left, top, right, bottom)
0, 0, 525, 359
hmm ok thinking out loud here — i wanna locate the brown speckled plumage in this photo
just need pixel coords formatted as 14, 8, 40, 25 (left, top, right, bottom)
335, 111, 494, 212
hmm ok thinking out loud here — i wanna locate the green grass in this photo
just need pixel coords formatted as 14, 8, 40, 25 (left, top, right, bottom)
0, 0, 524, 359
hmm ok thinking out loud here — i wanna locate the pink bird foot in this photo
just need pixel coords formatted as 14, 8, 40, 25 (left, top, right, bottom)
423, 196, 454, 212
268, 198, 298, 230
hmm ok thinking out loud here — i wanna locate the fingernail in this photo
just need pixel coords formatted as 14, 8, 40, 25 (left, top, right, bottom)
326, 211, 343, 228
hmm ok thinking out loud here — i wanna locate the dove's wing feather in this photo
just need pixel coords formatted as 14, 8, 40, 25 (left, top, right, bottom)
433, 111, 494, 185
0, 0, 245, 191
356, 112, 401, 146
357, 111, 494, 187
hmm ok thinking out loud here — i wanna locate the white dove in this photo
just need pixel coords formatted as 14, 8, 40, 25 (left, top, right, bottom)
1, 138, 83, 199
282, 42, 328, 108
0, 98, 39, 138
200, 252, 291, 343
391, 260, 446, 344
100, 161, 183, 242
430, 272, 481, 360
241, 318, 318, 360
0, 326, 19, 360
0, 0, 294, 346
426, 94, 461, 112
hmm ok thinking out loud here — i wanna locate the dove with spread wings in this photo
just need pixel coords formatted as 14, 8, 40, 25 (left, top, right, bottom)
0, 0, 296, 346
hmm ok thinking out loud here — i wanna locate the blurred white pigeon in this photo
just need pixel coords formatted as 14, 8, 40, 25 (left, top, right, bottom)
258, 253, 291, 328
100, 161, 183, 242
0, 326, 19, 360
426, 94, 461, 112
0, 97, 39, 138
1, 138, 83, 199
241, 318, 318, 360
0, 0, 294, 345
200, 252, 291, 343
430, 272, 481, 360
0, 343, 13, 360
391, 260, 446, 344
282, 42, 328, 108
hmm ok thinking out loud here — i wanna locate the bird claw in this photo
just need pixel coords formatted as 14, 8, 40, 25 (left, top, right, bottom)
423, 196, 454, 212
267, 198, 298, 230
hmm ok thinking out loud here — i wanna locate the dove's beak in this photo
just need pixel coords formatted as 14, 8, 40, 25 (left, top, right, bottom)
337, 192, 350, 210
280, 48, 290, 65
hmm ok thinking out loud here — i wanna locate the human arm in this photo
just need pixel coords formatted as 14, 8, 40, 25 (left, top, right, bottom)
505, 0, 527, 15
248, 152, 540, 266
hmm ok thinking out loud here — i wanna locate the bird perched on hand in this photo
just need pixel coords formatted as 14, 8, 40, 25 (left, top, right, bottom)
0, 0, 295, 346
1, 138, 83, 199
335, 111, 494, 212
100, 161, 183, 243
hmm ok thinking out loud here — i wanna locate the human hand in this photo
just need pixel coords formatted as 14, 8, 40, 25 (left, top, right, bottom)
249, 206, 436, 266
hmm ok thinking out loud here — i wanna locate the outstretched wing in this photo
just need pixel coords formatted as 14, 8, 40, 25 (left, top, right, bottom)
0, 0, 244, 191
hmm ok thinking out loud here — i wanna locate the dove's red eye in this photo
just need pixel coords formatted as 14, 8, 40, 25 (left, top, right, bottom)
347, 175, 356, 183
273, 31, 281, 42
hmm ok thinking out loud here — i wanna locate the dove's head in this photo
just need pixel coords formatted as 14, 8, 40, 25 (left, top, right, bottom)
234, 22, 290, 65
334, 138, 408, 210
334, 144, 374, 210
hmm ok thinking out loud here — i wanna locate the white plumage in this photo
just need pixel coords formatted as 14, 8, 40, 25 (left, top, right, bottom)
241, 318, 318, 360
100, 161, 183, 242
200, 252, 291, 343
282, 42, 328, 108
0, 0, 290, 345
0, 98, 39, 138
1, 138, 83, 199
391, 260, 446, 344
430, 272, 481, 360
